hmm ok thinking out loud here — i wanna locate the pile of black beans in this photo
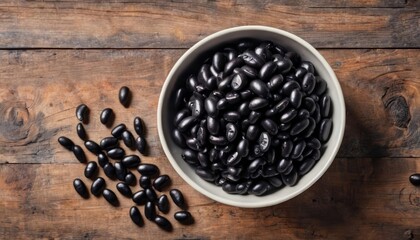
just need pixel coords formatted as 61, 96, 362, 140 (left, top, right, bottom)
58, 86, 193, 232
172, 39, 333, 196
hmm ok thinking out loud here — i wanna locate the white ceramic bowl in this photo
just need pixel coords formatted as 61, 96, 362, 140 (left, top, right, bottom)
157, 26, 345, 208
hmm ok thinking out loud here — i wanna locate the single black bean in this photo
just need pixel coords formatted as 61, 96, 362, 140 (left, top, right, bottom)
75, 123, 87, 141
227, 152, 241, 166
248, 180, 270, 196
262, 165, 278, 177
291, 140, 306, 159
58, 136, 74, 151
300, 61, 315, 73
91, 177, 106, 196
222, 182, 239, 194
110, 124, 126, 139
178, 116, 197, 133
129, 206, 144, 227
320, 95, 331, 118
241, 65, 258, 79
259, 61, 277, 81
204, 97, 219, 118
249, 97, 269, 110
319, 118, 333, 142
121, 130, 135, 149
206, 116, 220, 135
117, 182, 133, 198
103, 189, 119, 206
114, 162, 127, 181
248, 158, 265, 173
236, 181, 251, 194
246, 125, 260, 141
280, 109, 297, 123
195, 167, 216, 182
84, 161, 98, 179
144, 201, 156, 221
103, 162, 116, 179
125, 172, 136, 186
174, 88, 186, 110
236, 139, 249, 157
241, 50, 264, 69
186, 75, 198, 92
298, 109, 310, 119
241, 119, 251, 131
97, 153, 109, 168
281, 140, 293, 158
275, 57, 293, 73
73, 178, 89, 199
238, 102, 251, 117
185, 137, 201, 151
153, 175, 171, 192
209, 135, 228, 146
303, 97, 316, 114
314, 76, 327, 95
223, 111, 241, 122
240, 89, 254, 100
268, 74, 283, 91
299, 158, 316, 175
100, 108, 113, 125
282, 81, 300, 96
135, 136, 148, 155
302, 72, 316, 94
139, 175, 151, 189
212, 52, 227, 72
277, 159, 292, 173
132, 117, 145, 137
224, 58, 244, 75
155, 195, 170, 215
196, 126, 207, 146
84, 140, 101, 155
107, 147, 125, 159
409, 174, 420, 186
290, 118, 310, 136
282, 170, 298, 187
248, 111, 261, 124
122, 155, 141, 168
137, 164, 159, 177
290, 89, 302, 108
132, 190, 148, 205
312, 105, 321, 123
182, 149, 198, 165
206, 76, 218, 90
170, 189, 186, 210
249, 80, 270, 98
294, 67, 307, 80
119, 86, 130, 107
100, 136, 118, 150
225, 123, 238, 142
174, 211, 194, 225
225, 92, 241, 105
76, 104, 89, 122
191, 98, 204, 117
261, 118, 278, 135
198, 152, 209, 168
145, 188, 157, 202
231, 71, 249, 91
258, 132, 271, 152
72, 145, 86, 163
198, 64, 212, 84
172, 129, 186, 148
154, 215, 173, 232
255, 43, 272, 61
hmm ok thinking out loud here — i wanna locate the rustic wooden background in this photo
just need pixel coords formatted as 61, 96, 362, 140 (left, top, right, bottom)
0, 1, 419, 239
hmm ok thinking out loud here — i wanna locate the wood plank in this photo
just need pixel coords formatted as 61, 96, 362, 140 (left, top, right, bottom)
0, 1, 418, 48
305, 0, 408, 8
0, 49, 418, 163
0, 158, 419, 239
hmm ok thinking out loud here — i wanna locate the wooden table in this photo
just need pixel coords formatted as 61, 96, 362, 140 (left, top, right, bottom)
0, 1, 419, 239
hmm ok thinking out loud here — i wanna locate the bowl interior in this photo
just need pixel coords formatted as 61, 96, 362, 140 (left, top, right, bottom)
158, 26, 345, 208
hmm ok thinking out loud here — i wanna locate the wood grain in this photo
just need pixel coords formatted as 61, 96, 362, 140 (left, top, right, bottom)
0, 158, 419, 239
0, 49, 418, 164
0, 1, 418, 49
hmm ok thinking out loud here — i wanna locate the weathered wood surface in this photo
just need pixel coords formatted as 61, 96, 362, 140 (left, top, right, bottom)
0, 49, 418, 163
0, 1, 418, 49
0, 158, 419, 239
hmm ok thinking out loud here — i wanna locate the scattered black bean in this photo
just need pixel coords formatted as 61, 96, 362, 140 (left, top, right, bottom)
111, 124, 126, 139
114, 162, 127, 181
122, 155, 141, 168
134, 116, 145, 136
157, 195, 170, 214
174, 211, 194, 225
119, 86, 131, 107
91, 177, 106, 196
72, 145, 86, 163
116, 182, 133, 198
125, 172, 136, 186
132, 190, 148, 205
122, 130, 135, 149
153, 175, 171, 192
145, 188, 157, 202
129, 206, 144, 227
137, 164, 159, 177
103, 162, 116, 179
107, 147, 125, 159
76, 123, 87, 141
169, 189, 186, 210
58, 136, 74, 151
73, 178, 89, 199
76, 104, 89, 123
145, 201, 156, 221
103, 189, 119, 207
84, 140, 102, 155
100, 108, 114, 125
100, 137, 118, 150
409, 173, 420, 186
154, 215, 173, 232
84, 161, 98, 179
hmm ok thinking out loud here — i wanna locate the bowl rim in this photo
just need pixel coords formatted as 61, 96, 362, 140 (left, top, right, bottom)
157, 25, 346, 208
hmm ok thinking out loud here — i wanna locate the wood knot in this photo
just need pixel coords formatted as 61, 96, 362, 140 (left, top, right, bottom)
382, 84, 411, 128
0, 101, 34, 142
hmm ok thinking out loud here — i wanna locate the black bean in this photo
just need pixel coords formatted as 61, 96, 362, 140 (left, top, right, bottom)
225, 92, 241, 105
231, 71, 249, 91
198, 64, 212, 85
154, 215, 173, 232
196, 126, 207, 146
111, 123, 126, 139
209, 135, 228, 146
145, 188, 157, 202
135, 136, 147, 155
198, 152, 209, 168
303, 97, 316, 114
114, 162, 127, 181
58, 136, 74, 151
117, 182, 133, 198
314, 76, 327, 95
290, 118, 310, 136
298, 109, 310, 119
145, 201, 156, 221
97, 153, 109, 168
320, 95, 331, 118
103, 162, 116, 179
281, 140, 293, 158
290, 89, 302, 108
259, 61, 277, 81
157, 195, 170, 214
319, 118, 333, 142
280, 109, 297, 123
177, 116, 196, 132
222, 182, 239, 194
249, 80, 270, 98
241, 65, 258, 79
122, 155, 141, 168
84, 140, 101, 155
224, 111, 241, 122
261, 119, 278, 135
292, 140, 306, 159
121, 130, 135, 149
204, 97, 218, 117
132, 190, 147, 205
172, 129, 186, 148
182, 149, 198, 165
99, 108, 113, 125
236, 139, 249, 157
103, 189, 119, 206
212, 52, 226, 72
84, 161, 98, 179
248, 111, 261, 124
74, 123, 88, 141
125, 172, 136, 186
138, 175, 151, 189
225, 123, 238, 142
107, 147, 125, 159
300, 61, 315, 74
409, 174, 420, 186
119, 86, 130, 107
100, 136, 118, 150
224, 58, 244, 75
268, 74, 283, 92
153, 175, 171, 192
257, 132, 271, 153
186, 75, 198, 92
248, 180, 270, 196
240, 89, 254, 99
174, 88, 186, 110
277, 158, 292, 173
294, 67, 307, 80
282, 170, 298, 187
299, 158, 316, 175
248, 158, 265, 173
174, 211, 194, 225
282, 81, 301, 96
249, 97, 269, 110
302, 72, 316, 94
91, 177, 106, 196
195, 167, 216, 182
227, 152, 241, 166
72, 145, 86, 163
137, 164, 159, 177
129, 206, 144, 227
73, 178, 89, 199
191, 98, 204, 117
170, 189, 186, 210
275, 57, 293, 73
76, 104, 89, 123
238, 102, 251, 117
255, 43, 272, 61
246, 125, 260, 142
